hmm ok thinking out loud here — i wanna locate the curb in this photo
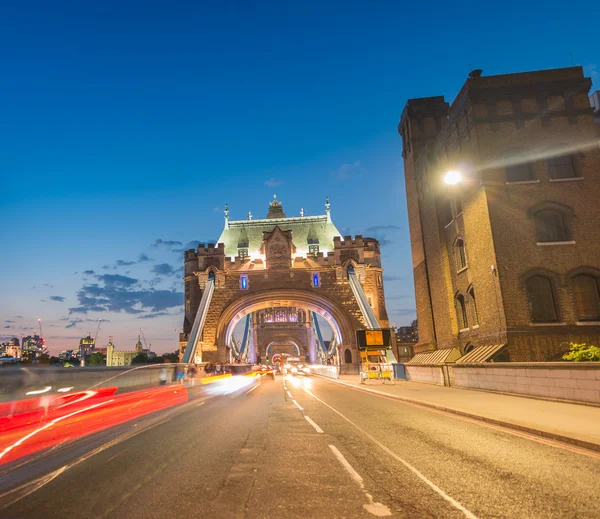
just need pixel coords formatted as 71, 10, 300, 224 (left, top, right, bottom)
314, 374, 600, 454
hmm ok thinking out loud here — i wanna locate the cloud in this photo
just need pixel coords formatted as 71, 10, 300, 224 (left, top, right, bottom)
4, 325, 11, 329
4, 320, 15, 323
264, 178, 282, 187
333, 161, 365, 180
44, 283, 54, 288
137, 311, 170, 319
50, 296, 66, 302
116, 259, 136, 267
389, 308, 416, 316
69, 271, 183, 315
83, 270, 95, 275
14, 316, 23, 319
66, 322, 77, 329
138, 253, 151, 263
152, 263, 176, 276
384, 275, 403, 282
152, 239, 182, 248
386, 294, 413, 301
363, 224, 401, 248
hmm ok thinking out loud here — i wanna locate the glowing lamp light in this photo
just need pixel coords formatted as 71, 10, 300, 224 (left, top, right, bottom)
443, 170, 463, 185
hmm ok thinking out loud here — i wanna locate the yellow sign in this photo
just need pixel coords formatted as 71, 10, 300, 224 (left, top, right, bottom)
365, 330, 383, 346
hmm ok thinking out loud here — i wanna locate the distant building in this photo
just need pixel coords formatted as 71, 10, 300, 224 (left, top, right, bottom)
106, 336, 136, 367
21, 334, 46, 361
1, 338, 21, 359
79, 335, 95, 358
393, 320, 417, 361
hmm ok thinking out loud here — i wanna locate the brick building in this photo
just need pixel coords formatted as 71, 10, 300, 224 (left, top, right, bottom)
399, 66, 600, 361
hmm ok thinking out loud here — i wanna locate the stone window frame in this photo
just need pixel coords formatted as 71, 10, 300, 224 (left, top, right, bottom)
454, 291, 469, 332
467, 284, 479, 327
454, 236, 468, 272
312, 272, 321, 288
566, 267, 600, 323
520, 269, 562, 324
240, 275, 249, 290
528, 201, 575, 244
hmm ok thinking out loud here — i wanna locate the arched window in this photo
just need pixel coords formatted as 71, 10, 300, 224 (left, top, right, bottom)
468, 286, 479, 326
534, 210, 568, 242
455, 238, 467, 271
455, 294, 468, 330
464, 343, 476, 353
572, 274, 600, 321
548, 155, 575, 179
443, 199, 453, 226
526, 276, 558, 322
344, 348, 352, 364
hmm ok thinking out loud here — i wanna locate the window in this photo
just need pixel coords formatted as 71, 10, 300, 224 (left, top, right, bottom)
548, 155, 576, 179
443, 199, 453, 226
308, 244, 320, 255
344, 348, 352, 364
535, 210, 568, 242
238, 248, 249, 259
240, 275, 248, 290
506, 162, 533, 182
455, 238, 467, 271
312, 273, 320, 287
464, 343, 475, 353
572, 274, 600, 321
468, 287, 479, 326
526, 276, 558, 322
455, 294, 468, 330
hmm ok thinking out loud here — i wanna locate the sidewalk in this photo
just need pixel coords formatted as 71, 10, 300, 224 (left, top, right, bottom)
319, 375, 600, 451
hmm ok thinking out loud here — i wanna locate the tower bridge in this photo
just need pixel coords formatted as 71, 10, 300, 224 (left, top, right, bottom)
179, 196, 391, 366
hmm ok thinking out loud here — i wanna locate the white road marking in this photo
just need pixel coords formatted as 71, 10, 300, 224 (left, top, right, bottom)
247, 384, 259, 394
286, 390, 293, 398
302, 386, 480, 519
304, 415, 324, 434
329, 445, 391, 517
292, 399, 304, 411
197, 402, 205, 406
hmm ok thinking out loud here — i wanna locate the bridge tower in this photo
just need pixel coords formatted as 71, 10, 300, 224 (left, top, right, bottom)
180, 196, 390, 367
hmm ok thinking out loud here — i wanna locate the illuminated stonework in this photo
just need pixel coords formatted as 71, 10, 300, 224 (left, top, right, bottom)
180, 197, 390, 364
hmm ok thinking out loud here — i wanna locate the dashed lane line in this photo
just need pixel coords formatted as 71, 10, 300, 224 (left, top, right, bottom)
292, 399, 304, 411
300, 385, 480, 519
328, 444, 391, 517
304, 416, 324, 434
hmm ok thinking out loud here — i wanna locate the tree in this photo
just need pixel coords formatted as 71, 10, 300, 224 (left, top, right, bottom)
88, 352, 106, 366
38, 353, 51, 364
50, 356, 61, 365
562, 342, 600, 362
162, 351, 180, 363
132, 353, 149, 364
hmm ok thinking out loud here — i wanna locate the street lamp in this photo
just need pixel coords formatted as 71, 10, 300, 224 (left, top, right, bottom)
443, 170, 463, 185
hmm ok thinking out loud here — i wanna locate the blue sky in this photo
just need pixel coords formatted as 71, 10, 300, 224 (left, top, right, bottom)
1, 1, 597, 354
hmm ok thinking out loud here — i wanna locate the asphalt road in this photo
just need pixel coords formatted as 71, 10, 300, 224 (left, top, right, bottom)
1, 374, 599, 519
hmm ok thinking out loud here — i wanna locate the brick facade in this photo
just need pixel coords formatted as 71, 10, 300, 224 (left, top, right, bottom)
399, 66, 600, 361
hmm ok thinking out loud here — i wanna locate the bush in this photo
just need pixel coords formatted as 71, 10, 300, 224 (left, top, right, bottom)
562, 342, 600, 362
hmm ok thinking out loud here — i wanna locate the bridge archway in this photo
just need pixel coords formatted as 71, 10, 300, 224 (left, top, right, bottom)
215, 289, 354, 357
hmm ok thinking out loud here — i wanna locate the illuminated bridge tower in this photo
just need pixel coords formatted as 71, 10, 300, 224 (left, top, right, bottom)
180, 196, 390, 366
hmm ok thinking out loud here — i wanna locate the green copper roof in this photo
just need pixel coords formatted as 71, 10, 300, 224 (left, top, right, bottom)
217, 198, 341, 257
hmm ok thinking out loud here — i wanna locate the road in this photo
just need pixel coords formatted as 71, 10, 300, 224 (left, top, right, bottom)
1, 374, 599, 518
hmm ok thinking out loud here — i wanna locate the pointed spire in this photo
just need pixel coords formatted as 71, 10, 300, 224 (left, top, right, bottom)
300, 208, 305, 217
248, 211, 253, 221
224, 203, 229, 229
325, 196, 331, 221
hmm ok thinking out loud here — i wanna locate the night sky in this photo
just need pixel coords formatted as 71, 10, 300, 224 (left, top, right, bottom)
1, 1, 597, 354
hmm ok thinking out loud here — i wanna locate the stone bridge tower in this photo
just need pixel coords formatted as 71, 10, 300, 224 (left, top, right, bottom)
180, 196, 390, 365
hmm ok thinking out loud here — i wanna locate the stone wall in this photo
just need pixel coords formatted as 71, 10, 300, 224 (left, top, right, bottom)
405, 365, 446, 385
449, 363, 600, 404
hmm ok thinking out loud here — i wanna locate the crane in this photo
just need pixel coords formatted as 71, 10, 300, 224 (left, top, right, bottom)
139, 328, 150, 351
93, 319, 103, 350
38, 318, 43, 339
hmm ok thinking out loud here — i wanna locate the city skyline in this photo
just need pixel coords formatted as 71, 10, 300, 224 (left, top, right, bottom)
1, 2, 598, 354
